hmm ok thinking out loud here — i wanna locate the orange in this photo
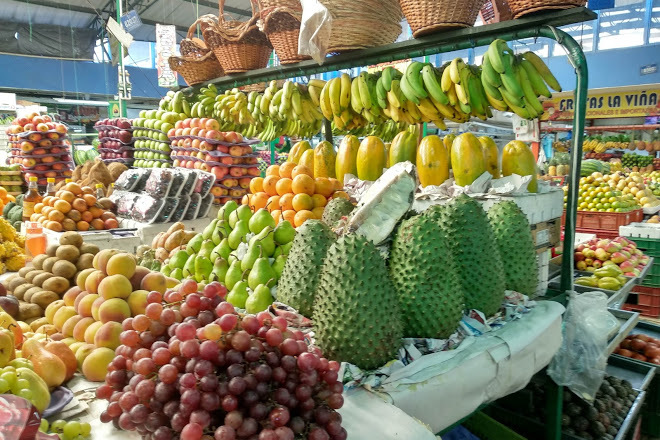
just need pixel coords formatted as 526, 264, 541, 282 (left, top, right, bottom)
252, 192, 269, 211
59, 191, 75, 204
275, 178, 292, 196
278, 162, 296, 179
294, 210, 315, 227
83, 194, 97, 207
90, 218, 104, 230
329, 178, 343, 191
282, 210, 296, 225
266, 195, 280, 212
77, 221, 90, 231
89, 206, 103, 219
312, 207, 325, 219
48, 210, 65, 223
266, 165, 280, 177
292, 175, 315, 196
72, 199, 87, 212
263, 175, 279, 196
279, 194, 294, 211
64, 182, 82, 196
311, 194, 327, 208
34, 203, 44, 214
81, 211, 93, 223
54, 200, 71, 214
291, 165, 313, 178
0, 187, 7, 199
332, 191, 350, 200
249, 177, 264, 194
62, 218, 76, 231
271, 210, 282, 224
292, 194, 313, 212
314, 177, 334, 198
45, 221, 62, 232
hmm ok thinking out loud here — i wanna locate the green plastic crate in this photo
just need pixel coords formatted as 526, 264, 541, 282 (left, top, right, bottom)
650, 263, 660, 277
463, 411, 528, 440
643, 273, 660, 288
641, 409, 660, 437
629, 237, 660, 257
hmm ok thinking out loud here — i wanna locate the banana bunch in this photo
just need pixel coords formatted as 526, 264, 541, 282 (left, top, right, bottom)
319, 73, 372, 131
159, 90, 194, 117
435, 59, 489, 122
481, 39, 561, 120
331, 119, 409, 142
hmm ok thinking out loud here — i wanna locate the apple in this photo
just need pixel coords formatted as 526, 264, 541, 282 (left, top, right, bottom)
221, 156, 233, 165
247, 167, 260, 176
28, 132, 43, 142
44, 171, 57, 178
33, 148, 47, 155
54, 123, 67, 134
229, 145, 243, 156
17, 117, 28, 127
35, 165, 48, 171
211, 186, 223, 197
193, 161, 202, 170
175, 120, 183, 129
190, 118, 201, 128
42, 156, 55, 163
217, 145, 229, 154
224, 132, 243, 143
36, 123, 49, 132
47, 132, 60, 140
206, 130, 221, 141
46, 122, 55, 130
20, 141, 35, 153
168, 129, 176, 138
38, 139, 52, 148
238, 178, 251, 189
205, 119, 220, 131
224, 178, 238, 187
191, 139, 202, 150
22, 158, 36, 167
200, 141, 212, 151
190, 127, 201, 137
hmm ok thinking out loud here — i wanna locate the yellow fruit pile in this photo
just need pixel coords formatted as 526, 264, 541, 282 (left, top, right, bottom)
0, 218, 25, 273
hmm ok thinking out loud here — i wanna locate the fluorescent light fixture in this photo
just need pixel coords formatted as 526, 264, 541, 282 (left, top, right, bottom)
54, 98, 109, 106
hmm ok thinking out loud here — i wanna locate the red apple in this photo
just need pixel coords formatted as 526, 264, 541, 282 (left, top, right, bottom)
201, 163, 210, 172
22, 158, 36, 167
190, 118, 201, 128
43, 115, 52, 123
28, 132, 42, 142
182, 128, 192, 136
175, 128, 184, 137
17, 117, 28, 127
190, 127, 201, 137
36, 123, 49, 132
175, 120, 183, 129
205, 119, 220, 131
217, 145, 229, 154
229, 145, 243, 156
238, 178, 251, 188
32, 116, 44, 124
41, 156, 55, 163
38, 139, 52, 148
224, 132, 243, 143
191, 139, 202, 150
33, 148, 47, 155
224, 178, 238, 187
44, 171, 57, 178
34, 165, 49, 171
54, 123, 67, 134
200, 141, 212, 151
221, 156, 233, 165
198, 129, 207, 138
20, 141, 35, 153
247, 167, 260, 176
229, 167, 244, 177
182, 119, 191, 129
173, 159, 181, 167
168, 129, 176, 138
211, 166, 229, 180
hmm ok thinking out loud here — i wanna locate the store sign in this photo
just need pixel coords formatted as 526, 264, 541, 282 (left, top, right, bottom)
156, 24, 178, 88
540, 88, 660, 121
0, 93, 16, 111
121, 10, 142, 33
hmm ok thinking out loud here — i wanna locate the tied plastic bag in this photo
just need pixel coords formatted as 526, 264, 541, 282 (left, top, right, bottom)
298, 0, 332, 64
548, 291, 617, 401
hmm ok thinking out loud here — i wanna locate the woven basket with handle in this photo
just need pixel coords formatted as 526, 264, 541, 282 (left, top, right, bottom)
168, 16, 225, 85
399, 0, 486, 37
506, 0, 586, 19
203, 0, 273, 74
263, 7, 310, 64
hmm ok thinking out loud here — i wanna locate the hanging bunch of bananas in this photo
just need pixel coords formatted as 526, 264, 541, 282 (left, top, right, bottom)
330, 119, 409, 142
318, 73, 372, 132
481, 39, 561, 119
159, 90, 194, 117
436, 59, 489, 122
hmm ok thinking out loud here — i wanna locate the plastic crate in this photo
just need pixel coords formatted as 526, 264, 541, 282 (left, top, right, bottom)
630, 236, 660, 258
463, 412, 528, 440
643, 273, 660, 288
649, 263, 660, 277
621, 223, 660, 240
573, 227, 620, 239
623, 303, 660, 318
632, 285, 660, 307
641, 410, 660, 437
563, 209, 644, 231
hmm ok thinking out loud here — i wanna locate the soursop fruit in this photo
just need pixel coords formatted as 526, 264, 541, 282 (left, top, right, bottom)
276, 220, 335, 317
313, 234, 402, 369
427, 194, 506, 317
487, 201, 538, 296
321, 198, 354, 228
389, 211, 464, 338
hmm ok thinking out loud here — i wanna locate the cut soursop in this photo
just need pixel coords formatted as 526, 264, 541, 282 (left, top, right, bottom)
487, 201, 538, 296
313, 234, 402, 369
427, 194, 506, 317
389, 210, 464, 338
321, 198, 354, 228
276, 220, 335, 317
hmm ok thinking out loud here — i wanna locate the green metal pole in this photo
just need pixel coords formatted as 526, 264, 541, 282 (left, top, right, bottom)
116, 0, 126, 117
270, 140, 276, 167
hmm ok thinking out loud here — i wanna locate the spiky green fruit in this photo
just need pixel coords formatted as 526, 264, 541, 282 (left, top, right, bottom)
314, 234, 402, 369
389, 211, 464, 338
276, 220, 335, 317
321, 198, 354, 227
427, 194, 506, 317
487, 201, 538, 296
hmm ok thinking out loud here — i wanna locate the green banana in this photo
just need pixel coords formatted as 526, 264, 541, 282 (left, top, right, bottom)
421, 64, 449, 105
291, 89, 303, 116
481, 52, 503, 88
520, 58, 552, 98
400, 73, 420, 105
521, 52, 561, 92
500, 54, 525, 101
381, 67, 394, 92
320, 82, 333, 119
488, 40, 510, 74
405, 62, 428, 100
501, 91, 531, 119
517, 64, 544, 115
375, 76, 388, 109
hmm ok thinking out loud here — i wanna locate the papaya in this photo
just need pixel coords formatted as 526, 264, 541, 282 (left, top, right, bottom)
501, 140, 537, 193
299, 149, 315, 175
478, 136, 500, 178
288, 140, 311, 164
389, 130, 418, 166
384, 143, 391, 168
335, 135, 359, 183
443, 134, 456, 169
417, 135, 449, 187
450, 133, 486, 186
313, 141, 337, 178
356, 136, 387, 181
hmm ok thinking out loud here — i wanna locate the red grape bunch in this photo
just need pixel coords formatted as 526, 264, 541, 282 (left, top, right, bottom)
96, 279, 346, 440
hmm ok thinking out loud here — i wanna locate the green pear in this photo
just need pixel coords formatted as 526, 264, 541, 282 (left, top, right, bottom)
228, 220, 249, 249
161, 265, 172, 277
218, 238, 231, 260
187, 234, 203, 253
273, 242, 293, 258
228, 253, 237, 265
182, 254, 196, 278
217, 205, 226, 221
241, 242, 263, 272
236, 204, 253, 223
226, 281, 249, 309
170, 268, 183, 280
198, 240, 215, 259
194, 255, 213, 282
272, 255, 287, 278
223, 200, 238, 222
169, 249, 189, 270
210, 258, 229, 283
248, 257, 277, 290
202, 219, 218, 240
211, 224, 224, 245
225, 260, 243, 290
210, 243, 223, 261
249, 226, 276, 256
245, 284, 273, 314
228, 210, 240, 229
274, 220, 295, 245
249, 208, 276, 234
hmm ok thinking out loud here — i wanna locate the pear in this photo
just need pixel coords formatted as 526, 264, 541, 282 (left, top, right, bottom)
202, 219, 218, 240
218, 238, 231, 260
228, 210, 240, 229
194, 255, 213, 282
245, 284, 273, 313
171, 268, 183, 280
241, 242, 263, 272
248, 257, 277, 290
169, 250, 189, 270
274, 220, 296, 245
249, 208, 276, 234
272, 255, 287, 278
22, 338, 67, 388
198, 240, 215, 259
225, 260, 243, 290
210, 258, 229, 283
0, 329, 14, 366
211, 222, 225, 245
236, 204, 253, 224
274, 241, 294, 258
182, 254, 196, 278
227, 281, 249, 308
249, 226, 276, 256
228, 253, 238, 265
223, 200, 238, 223
228, 220, 249, 249
187, 234, 203, 254
16, 368, 50, 413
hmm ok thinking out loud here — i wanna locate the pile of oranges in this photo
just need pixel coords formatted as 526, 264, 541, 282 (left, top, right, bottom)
30, 182, 119, 232
241, 163, 349, 227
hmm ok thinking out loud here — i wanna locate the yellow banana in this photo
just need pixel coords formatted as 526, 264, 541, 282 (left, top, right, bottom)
328, 77, 342, 116
522, 51, 562, 92
339, 73, 352, 111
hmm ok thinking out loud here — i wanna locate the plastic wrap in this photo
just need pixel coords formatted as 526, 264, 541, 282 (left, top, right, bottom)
197, 192, 215, 218
180, 169, 199, 196
185, 193, 202, 220
172, 195, 191, 222
145, 168, 176, 198
195, 171, 215, 198
131, 195, 166, 224
298, 0, 333, 64
0, 395, 56, 440
548, 291, 611, 401
156, 198, 180, 223
114, 169, 143, 191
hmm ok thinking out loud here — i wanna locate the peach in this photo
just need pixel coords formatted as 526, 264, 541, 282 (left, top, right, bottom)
77, 294, 99, 317
73, 291, 89, 312
75, 343, 96, 369
127, 290, 148, 316
91, 297, 104, 321
98, 298, 131, 323
82, 347, 116, 382
140, 272, 167, 294
53, 306, 77, 332
84, 270, 106, 294
72, 317, 95, 342
129, 266, 150, 291
105, 253, 137, 279
62, 286, 82, 307
61, 315, 84, 337
76, 268, 96, 291
83, 321, 103, 344
93, 249, 120, 274
69, 342, 86, 355
98, 274, 133, 300
60, 337, 76, 347
94, 321, 122, 350
45, 300, 65, 324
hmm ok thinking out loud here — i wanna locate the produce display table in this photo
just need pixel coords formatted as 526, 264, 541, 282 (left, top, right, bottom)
119, 214, 216, 248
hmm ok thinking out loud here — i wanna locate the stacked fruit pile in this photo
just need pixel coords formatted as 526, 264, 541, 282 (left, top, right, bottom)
603, 172, 660, 209
565, 174, 640, 213
29, 181, 118, 232
583, 135, 631, 153
621, 153, 654, 172
546, 152, 570, 177
5, 113, 73, 185
615, 333, 660, 364
573, 236, 649, 277
167, 118, 259, 205
0, 165, 24, 196
94, 118, 134, 165
132, 109, 184, 168
583, 152, 616, 161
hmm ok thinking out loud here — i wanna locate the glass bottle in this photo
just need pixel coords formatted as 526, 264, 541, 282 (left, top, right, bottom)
45, 178, 56, 197
95, 184, 105, 199
107, 183, 115, 197
22, 177, 43, 222
25, 222, 47, 261
65, 178, 72, 184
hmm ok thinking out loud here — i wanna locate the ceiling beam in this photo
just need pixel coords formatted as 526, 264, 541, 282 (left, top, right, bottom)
139, 0, 251, 17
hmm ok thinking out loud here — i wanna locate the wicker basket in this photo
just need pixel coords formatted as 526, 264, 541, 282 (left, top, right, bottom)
203, 0, 273, 74
506, 0, 586, 18
399, 0, 486, 37
258, 0, 302, 16
168, 52, 225, 86
479, 0, 512, 24
263, 8, 310, 64
180, 15, 218, 58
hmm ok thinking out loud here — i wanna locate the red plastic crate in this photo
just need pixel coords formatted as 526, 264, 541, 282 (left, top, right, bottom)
623, 303, 660, 318
561, 209, 643, 231
632, 285, 660, 307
